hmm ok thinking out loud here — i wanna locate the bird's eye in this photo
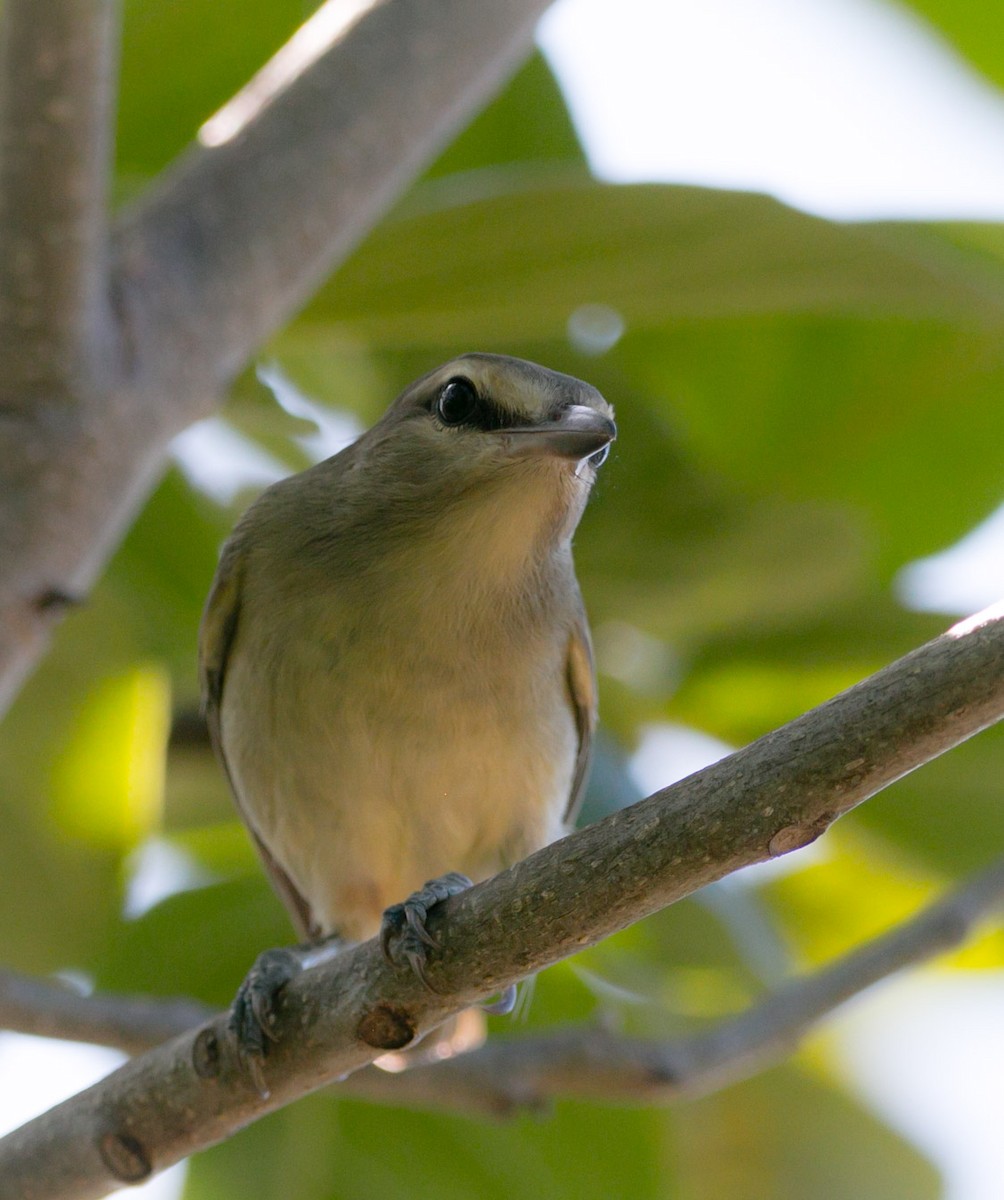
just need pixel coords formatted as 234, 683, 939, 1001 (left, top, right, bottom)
435, 377, 479, 426
588, 445, 610, 469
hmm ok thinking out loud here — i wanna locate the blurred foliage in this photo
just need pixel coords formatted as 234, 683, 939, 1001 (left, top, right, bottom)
51, 664, 170, 850
674, 1064, 940, 1199
904, 0, 1004, 92
3, 0, 1004, 1196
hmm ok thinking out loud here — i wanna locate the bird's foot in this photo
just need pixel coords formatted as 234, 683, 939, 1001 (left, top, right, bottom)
230, 934, 345, 1097
380, 871, 473, 988
229, 946, 302, 1096
380, 873, 517, 1015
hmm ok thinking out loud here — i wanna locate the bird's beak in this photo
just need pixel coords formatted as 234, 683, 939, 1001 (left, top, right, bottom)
503, 405, 617, 461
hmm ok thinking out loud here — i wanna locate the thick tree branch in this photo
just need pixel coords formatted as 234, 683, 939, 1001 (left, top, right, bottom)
6, 851, 1004, 1120
115, 0, 553, 398
0, 0, 551, 716
0, 0, 131, 715
1, 604, 1001, 1198
0, 0, 117, 391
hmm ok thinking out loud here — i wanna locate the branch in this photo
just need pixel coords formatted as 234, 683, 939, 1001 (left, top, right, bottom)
0, 972, 212, 1058
0, 0, 553, 716
9, 851, 1004, 1120
1, 604, 1001, 1198
288, 852, 1004, 1113
349, 848, 1004, 1110
0, 0, 117, 392
0, 0, 129, 715
115, 0, 553, 396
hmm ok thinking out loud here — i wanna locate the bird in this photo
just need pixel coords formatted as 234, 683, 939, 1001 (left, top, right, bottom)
199, 353, 615, 1087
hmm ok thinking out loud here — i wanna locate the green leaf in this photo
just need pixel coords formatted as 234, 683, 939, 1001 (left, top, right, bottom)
897, 0, 1004, 92
185, 1092, 668, 1200
51, 664, 170, 849
94, 877, 290, 1007
675, 1063, 939, 1199
669, 660, 880, 747
425, 51, 587, 179
309, 179, 1004, 346
616, 314, 1004, 574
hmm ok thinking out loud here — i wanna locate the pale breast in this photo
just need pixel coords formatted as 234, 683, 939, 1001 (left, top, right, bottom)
220, 587, 577, 942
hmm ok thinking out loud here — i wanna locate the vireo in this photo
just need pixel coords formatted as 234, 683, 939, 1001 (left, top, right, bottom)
200, 353, 615, 1085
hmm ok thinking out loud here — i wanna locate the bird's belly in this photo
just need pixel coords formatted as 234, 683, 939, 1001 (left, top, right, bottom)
221, 641, 576, 941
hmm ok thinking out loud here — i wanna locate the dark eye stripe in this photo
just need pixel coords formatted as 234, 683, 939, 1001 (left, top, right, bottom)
432, 377, 515, 432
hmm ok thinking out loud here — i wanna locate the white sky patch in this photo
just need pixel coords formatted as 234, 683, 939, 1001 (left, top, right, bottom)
172, 367, 362, 506
539, 0, 1004, 220
256, 360, 363, 461
897, 501, 1004, 614
0, 1034, 187, 1198
171, 416, 287, 505
833, 971, 1004, 1200
628, 721, 733, 794
123, 837, 218, 919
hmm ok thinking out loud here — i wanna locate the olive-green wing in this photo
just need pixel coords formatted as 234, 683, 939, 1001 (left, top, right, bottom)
563, 600, 598, 828
198, 541, 318, 939
198, 540, 244, 754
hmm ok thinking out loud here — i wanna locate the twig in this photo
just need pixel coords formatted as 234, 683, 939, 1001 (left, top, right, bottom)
0, 604, 1001, 1198
0, 972, 212, 1058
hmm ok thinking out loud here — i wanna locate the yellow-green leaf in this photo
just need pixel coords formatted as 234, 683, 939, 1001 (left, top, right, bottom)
51, 665, 170, 849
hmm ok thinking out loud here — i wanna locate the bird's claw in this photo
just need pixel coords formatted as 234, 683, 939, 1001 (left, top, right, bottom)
405, 901, 440, 949
381, 872, 473, 988
229, 946, 303, 1097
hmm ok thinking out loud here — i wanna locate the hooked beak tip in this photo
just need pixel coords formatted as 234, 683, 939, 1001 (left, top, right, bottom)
504, 405, 616, 462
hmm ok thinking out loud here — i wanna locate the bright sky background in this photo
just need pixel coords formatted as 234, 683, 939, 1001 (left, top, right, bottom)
6, 2, 1004, 1197
539, 0, 1004, 221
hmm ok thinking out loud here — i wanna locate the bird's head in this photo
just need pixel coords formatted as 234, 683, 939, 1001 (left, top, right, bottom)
368, 353, 616, 496
311, 355, 616, 591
